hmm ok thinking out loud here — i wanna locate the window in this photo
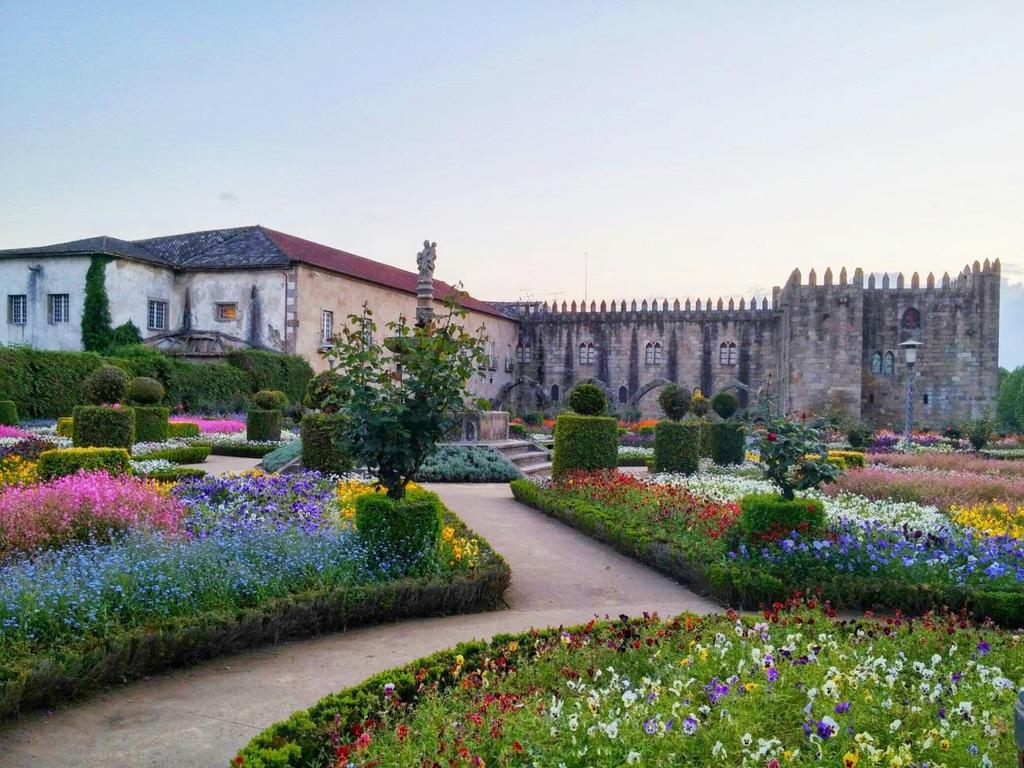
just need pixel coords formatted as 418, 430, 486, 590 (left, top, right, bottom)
923, 393, 929, 405
550, 384, 560, 403
7, 294, 27, 325
869, 393, 875, 404
728, 342, 737, 365
645, 341, 663, 366
719, 341, 737, 366
516, 343, 524, 363
216, 303, 238, 321
578, 342, 595, 365
147, 299, 168, 331
901, 307, 921, 331
524, 344, 532, 363
871, 352, 882, 374
47, 294, 69, 324
882, 351, 895, 376
618, 386, 629, 404
321, 310, 334, 346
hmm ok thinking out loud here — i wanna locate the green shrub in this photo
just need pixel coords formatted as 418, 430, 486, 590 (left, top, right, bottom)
653, 419, 701, 474
657, 384, 691, 420
522, 412, 543, 426
133, 405, 170, 443
738, 493, 825, 543
81, 365, 129, 405
261, 438, 303, 473
303, 370, 340, 412
126, 376, 165, 405
171, 359, 251, 413
135, 467, 207, 482
247, 409, 282, 441
72, 405, 135, 448
252, 390, 283, 410
56, 417, 74, 437
37, 447, 132, 480
846, 422, 873, 449
227, 349, 313, 404
509, 423, 527, 438
828, 450, 865, 468
710, 391, 738, 419
710, 422, 745, 465
209, 442, 281, 457
567, 383, 606, 416
968, 415, 994, 450
691, 392, 710, 416
300, 414, 352, 473
355, 490, 444, 574
168, 421, 200, 438
551, 414, 618, 477
135, 444, 211, 464
0, 400, 17, 426
415, 445, 521, 482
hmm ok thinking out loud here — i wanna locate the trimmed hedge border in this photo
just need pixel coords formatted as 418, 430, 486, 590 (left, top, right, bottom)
509, 480, 1024, 627
37, 447, 132, 480
209, 442, 282, 458
135, 444, 211, 464
0, 512, 510, 719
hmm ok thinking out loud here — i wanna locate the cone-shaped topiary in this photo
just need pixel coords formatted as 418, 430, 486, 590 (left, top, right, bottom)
126, 376, 166, 405
711, 391, 738, 420
567, 383, 606, 415
82, 365, 129, 405
658, 384, 691, 421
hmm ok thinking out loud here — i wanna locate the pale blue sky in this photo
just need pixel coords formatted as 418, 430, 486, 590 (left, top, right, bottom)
2, 2, 1022, 363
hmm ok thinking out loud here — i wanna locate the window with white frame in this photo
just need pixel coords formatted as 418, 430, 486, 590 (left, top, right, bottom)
321, 310, 334, 346
48, 294, 70, 324
8, 295, 27, 325
578, 341, 596, 365
728, 342, 738, 365
523, 343, 532, 363
719, 341, 738, 366
645, 341, 663, 365
147, 299, 168, 331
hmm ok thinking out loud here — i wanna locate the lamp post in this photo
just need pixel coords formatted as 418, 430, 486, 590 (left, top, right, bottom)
899, 340, 922, 446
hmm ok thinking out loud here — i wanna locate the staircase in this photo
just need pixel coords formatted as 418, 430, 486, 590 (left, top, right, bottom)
491, 439, 552, 478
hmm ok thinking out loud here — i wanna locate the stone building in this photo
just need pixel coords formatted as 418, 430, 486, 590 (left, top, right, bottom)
496, 261, 1001, 428
0, 225, 1000, 428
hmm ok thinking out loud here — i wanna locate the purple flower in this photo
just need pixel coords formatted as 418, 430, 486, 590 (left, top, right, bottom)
766, 667, 779, 683
977, 640, 990, 656
643, 719, 657, 735
834, 701, 850, 715
816, 716, 838, 739
682, 715, 698, 736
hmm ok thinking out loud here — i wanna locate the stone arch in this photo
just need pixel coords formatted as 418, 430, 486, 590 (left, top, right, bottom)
494, 376, 551, 411
572, 377, 615, 405
628, 377, 673, 408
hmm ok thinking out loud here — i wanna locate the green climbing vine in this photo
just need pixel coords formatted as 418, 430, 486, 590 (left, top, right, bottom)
81, 256, 142, 351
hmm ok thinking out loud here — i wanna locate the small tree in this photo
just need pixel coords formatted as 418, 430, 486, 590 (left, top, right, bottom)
658, 384, 691, 421
322, 294, 488, 499
758, 418, 840, 500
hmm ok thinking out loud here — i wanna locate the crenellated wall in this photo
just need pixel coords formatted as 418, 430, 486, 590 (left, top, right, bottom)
495, 260, 1000, 427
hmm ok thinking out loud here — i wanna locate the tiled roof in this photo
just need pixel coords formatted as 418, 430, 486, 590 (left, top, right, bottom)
0, 226, 508, 319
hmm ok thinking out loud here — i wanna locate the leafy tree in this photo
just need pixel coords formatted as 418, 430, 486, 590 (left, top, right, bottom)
322, 294, 488, 499
998, 366, 1024, 431
757, 418, 840, 500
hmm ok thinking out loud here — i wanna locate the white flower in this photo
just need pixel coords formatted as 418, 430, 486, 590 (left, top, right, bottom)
712, 741, 727, 758
626, 751, 641, 764
550, 696, 563, 719
741, 732, 753, 747
601, 719, 619, 739
889, 718, 902, 732
622, 690, 637, 708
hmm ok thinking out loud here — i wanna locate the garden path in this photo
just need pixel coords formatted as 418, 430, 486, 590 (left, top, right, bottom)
0, 483, 720, 768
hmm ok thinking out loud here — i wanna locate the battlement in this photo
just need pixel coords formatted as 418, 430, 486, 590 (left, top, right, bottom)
499, 294, 775, 320
781, 259, 1001, 292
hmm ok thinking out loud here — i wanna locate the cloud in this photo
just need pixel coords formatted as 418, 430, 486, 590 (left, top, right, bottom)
218, 191, 239, 203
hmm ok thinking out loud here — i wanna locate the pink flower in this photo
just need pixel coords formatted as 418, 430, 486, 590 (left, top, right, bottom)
0, 425, 32, 439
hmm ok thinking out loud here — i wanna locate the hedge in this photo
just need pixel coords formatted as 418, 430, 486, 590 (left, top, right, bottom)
300, 413, 352, 473
56, 417, 74, 437
0, 510, 509, 719
37, 448, 132, 480
737, 493, 825, 542
133, 405, 170, 443
551, 414, 618, 478
0, 400, 17, 426
509, 480, 1024, 629
709, 422, 745, 465
135, 444, 211, 464
209, 442, 282, 458
247, 409, 282, 441
0, 345, 312, 418
168, 421, 200, 438
355, 490, 444, 576
653, 419, 701, 473
72, 405, 135, 449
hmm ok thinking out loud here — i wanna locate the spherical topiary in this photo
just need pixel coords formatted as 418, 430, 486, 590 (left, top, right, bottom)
567, 383, 606, 416
253, 389, 282, 410
82, 365, 129, 405
658, 384, 691, 421
126, 376, 166, 405
691, 392, 711, 417
711, 391, 739, 420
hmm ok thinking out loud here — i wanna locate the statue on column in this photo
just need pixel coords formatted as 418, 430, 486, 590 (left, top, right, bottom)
416, 240, 437, 282
415, 240, 437, 325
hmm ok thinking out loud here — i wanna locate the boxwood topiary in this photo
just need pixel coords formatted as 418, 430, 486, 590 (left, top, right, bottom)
710, 391, 738, 420
657, 384, 691, 420
653, 419, 701, 474
82, 365, 129, 405
126, 376, 165, 405
133, 405, 171, 443
247, 408, 282, 441
300, 413, 352, 473
167, 421, 200, 438
37, 447, 132, 480
738, 493, 825, 543
0, 400, 18, 426
710, 421, 746, 465
355, 489, 444, 575
253, 389, 287, 410
71, 405, 135, 448
134, 444, 211, 464
56, 417, 74, 437
567, 383, 606, 416
551, 413, 618, 477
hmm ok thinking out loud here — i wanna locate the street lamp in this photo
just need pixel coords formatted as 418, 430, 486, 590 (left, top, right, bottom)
899, 339, 922, 446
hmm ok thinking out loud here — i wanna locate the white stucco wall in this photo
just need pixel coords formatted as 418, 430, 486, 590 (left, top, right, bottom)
0, 255, 92, 350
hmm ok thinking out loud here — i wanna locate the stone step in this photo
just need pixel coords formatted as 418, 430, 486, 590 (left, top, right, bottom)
519, 461, 552, 477
508, 451, 550, 467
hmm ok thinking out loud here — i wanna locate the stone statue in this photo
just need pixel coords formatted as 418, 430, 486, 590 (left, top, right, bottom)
416, 240, 437, 282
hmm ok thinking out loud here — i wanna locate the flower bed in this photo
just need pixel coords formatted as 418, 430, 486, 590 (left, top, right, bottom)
871, 451, 1024, 477
169, 416, 246, 434
512, 472, 1024, 625
235, 603, 1023, 768
824, 466, 1024, 512
0, 471, 509, 717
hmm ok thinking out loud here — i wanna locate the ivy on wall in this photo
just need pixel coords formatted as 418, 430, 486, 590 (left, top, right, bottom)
81, 256, 143, 351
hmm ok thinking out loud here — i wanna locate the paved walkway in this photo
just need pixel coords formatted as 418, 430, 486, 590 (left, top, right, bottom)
181, 454, 264, 475
0, 483, 720, 768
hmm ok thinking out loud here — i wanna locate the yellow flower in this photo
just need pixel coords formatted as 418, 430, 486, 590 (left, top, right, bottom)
443, 526, 455, 541
939, 739, 950, 750
744, 682, 759, 692
507, 641, 519, 653
843, 753, 859, 768
455, 654, 464, 665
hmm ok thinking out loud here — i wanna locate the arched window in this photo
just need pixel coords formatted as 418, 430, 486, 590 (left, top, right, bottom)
618, 386, 628, 404
515, 343, 524, 363
883, 351, 895, 376
645, 342, 654, 365
901, 307, 921, 331
870, 352, 882, 374
728, 342, 737, 365
579, 342, 595, 365
719, 342, 729, 365
550, 384, 560, 403
524, 344, 532, 363
578, 343, 587, 365
654, 342, 663, 365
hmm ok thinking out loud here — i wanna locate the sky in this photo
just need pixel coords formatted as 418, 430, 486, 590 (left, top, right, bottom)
2, 2, 1022, 364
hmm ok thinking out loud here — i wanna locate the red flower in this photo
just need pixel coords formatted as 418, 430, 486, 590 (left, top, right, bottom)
397, 724, 409, 742
513, 741, 523, 752
233, 758, 244, 766
767, 432, 778, 442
